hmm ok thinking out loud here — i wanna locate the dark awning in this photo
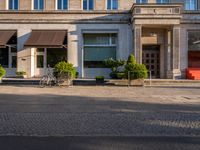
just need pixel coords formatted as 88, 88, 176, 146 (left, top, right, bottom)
24, 30, 67, 48
0, 30, 16, 48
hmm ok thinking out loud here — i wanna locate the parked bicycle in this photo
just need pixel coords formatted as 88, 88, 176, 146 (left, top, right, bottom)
39, 65, 57, 88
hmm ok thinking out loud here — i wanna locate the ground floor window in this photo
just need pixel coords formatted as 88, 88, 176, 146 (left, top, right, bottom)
83, 33, 117, 68
47, 48, 67, 67
0, 47, 9, 68
11, 56, 17, 68
37, 55, 44, 68
36, 48, 67, 68
188, 31, 200, 68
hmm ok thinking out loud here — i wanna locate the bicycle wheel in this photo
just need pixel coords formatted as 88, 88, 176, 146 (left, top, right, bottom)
39, 75, 48, 88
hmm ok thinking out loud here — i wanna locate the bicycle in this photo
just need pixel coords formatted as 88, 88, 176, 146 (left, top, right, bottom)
39, 65, 57, 88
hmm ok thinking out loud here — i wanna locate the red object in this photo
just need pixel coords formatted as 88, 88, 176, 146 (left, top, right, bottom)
186, 68, 200, 80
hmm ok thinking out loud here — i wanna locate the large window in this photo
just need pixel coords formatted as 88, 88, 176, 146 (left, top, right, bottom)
0, 47, 9, 68
8, 0, 18, 10
136, 0, 148, 3
57, 0, 68, 10
84, 33, 117, 68
188, 31, 200, 68
188, 31, 200, 51
83, 0, 94, 10
185, 0, 197, 10
156, 0, 169, 3
107, 0, 118, 10
33, 0, 44, 10
47, 48, 67, 68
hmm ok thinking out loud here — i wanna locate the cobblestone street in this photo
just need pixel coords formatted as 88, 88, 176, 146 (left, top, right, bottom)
0, 85, 199, 136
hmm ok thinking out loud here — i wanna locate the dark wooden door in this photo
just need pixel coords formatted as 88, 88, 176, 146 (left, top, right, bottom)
142, 45, 160, 78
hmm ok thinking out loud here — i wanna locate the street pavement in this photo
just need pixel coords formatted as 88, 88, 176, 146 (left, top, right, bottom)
0, 136, 200, 150
0, 85, 199, 149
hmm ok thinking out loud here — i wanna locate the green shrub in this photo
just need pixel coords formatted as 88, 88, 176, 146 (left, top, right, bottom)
16, 71, 26, 76
127, 54, 136, 65
124, 54, 148, 80
95, 76, 104, 80
104, 58, 125, 79
0, 65, 6, 78
125, 63, 148, 80
116, 72, 125, 79
54, 61, 76, 79
95, 76, 105, 84
104, 58, 125, 72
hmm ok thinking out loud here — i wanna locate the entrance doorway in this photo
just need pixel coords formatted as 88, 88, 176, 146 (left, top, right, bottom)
142, 45, 160, 78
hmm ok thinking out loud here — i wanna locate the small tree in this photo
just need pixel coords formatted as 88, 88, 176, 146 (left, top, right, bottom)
0, 65, 6, 79
127, 54, 136, 65
124, 55, 148, 80
54, 61, 76, 79
104, 58, 125, 79
104, 58, 125, 72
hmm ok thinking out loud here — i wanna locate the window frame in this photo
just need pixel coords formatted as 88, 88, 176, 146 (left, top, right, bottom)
185, 0, 198, 10
83, 33, 117, 68
32, 0, 44, 10
136, 0, 148, 4
7, 0, 19, 10
106, 0, 118, 10
56, 0, 68, 10
156, 0, 170, 4
82, 0, 94, 11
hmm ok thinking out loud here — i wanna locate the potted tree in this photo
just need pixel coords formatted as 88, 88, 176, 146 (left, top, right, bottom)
53, 61, 76, 86
95, 76, 105, 85
104, 58, 125, 79
0, 65, 6, 83
124, 54, 148, 86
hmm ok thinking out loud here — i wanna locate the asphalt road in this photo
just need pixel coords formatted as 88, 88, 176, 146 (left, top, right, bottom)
0, 136, 200, 150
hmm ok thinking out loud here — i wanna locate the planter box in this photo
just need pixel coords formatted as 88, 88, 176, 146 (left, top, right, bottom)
130, 79, 144, 86
16, 75, 27, 79
57, 77, 73, 86
96, 79, 105, 85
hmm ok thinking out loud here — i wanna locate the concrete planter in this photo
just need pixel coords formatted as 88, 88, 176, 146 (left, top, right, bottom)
58, 79, 73, 86
130, 79, 144, 86
16, 75, 27, 79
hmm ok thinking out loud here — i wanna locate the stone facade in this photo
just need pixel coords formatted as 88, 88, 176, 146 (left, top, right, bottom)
0, 0, 200, 79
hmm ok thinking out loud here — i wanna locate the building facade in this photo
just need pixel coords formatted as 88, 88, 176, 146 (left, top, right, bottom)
0, 0, 200, 79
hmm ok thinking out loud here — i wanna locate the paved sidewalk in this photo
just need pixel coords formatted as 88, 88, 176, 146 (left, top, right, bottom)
0, 85, 199, 136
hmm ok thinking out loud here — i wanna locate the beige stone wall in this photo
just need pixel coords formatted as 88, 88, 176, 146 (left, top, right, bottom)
69, 0, 82, 10
20, 0, 31, 10
46, 0, 55, 10
95, 0, 105, 10
0, 0, 6, 10
119, 0, 133, 10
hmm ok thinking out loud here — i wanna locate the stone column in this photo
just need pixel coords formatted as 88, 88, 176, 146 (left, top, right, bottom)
166, 30, 173, 78
133, 25, 142, 64
172, 25, 181, 79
